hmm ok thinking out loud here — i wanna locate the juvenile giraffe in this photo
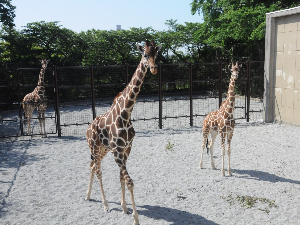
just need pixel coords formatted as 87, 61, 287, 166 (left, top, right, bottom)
22, 59, 49, 137
200, 62, 239, 176
85, 40, 162, 225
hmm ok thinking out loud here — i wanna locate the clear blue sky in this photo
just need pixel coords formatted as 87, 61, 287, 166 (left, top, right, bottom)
12, 0, 203, 32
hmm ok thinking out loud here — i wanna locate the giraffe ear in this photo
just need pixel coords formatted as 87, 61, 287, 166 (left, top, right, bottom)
47, 59, 50, 63
136, 44, 144, 54
156, 45, 162, 52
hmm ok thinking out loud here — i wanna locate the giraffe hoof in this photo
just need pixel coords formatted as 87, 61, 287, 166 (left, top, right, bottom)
84, 197, 90, 201
122, 209, 131, 214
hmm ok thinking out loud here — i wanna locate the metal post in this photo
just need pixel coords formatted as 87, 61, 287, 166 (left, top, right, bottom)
189, 63, 193, 126
246, 61, 251, 122
17, 69, 24, 136
90, 65, 96, 120
53, 65, 61, 137
125, 64, 129, 84
158, 63, 162, 129
219, 61, 223, 107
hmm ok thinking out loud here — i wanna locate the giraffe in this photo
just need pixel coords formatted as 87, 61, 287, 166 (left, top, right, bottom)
200, 62, 239, 176
22, 59, 50, 137
85, 40, 162, 225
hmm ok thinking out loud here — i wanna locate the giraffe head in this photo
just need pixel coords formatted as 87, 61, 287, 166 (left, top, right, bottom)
39, 59, 50, 68
137, 40, 162, 74
230, 62, 239, 80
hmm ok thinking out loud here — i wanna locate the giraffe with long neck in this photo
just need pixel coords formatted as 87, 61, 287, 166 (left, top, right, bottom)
22, 59, 49, 137
85, 40, 162, 225
200, 62, 239, 176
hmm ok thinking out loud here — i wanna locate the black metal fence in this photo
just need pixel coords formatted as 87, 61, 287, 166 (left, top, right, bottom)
0, 61, 264, 138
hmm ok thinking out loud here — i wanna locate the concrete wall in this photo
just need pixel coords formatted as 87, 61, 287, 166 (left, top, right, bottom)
264, 7, 300, 125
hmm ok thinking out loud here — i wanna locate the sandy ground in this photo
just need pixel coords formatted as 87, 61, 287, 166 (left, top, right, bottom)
1, 121, 300, 225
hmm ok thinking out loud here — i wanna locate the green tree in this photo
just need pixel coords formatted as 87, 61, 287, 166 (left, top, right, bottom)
190, 0, 299, 61
0, 21, 86, 66
0, 0, 15, 28
80, 27, 156, 65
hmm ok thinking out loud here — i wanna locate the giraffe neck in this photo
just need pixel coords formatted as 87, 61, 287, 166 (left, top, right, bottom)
221, 77, 236, 115
114, 60, 147, 120
226, 77, 236, 112
36, 66, 46, 95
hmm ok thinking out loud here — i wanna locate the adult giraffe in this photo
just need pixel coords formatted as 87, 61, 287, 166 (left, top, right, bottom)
85, 40, 162, 225
200, 62, 239, 176
22, 59, 49, 137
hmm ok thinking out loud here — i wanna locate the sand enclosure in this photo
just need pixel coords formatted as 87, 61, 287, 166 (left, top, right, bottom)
1, 121, 300, 224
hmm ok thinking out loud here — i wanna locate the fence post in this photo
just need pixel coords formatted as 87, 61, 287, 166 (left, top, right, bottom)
189, 63, 193, 126
17, 69, 24, 136
125, 64, 129, 84
158, 63, 162, 129
90, 65, 96, 120
218, 61, 223, 107
246, 60, 251, 122
53, 65, 61, 137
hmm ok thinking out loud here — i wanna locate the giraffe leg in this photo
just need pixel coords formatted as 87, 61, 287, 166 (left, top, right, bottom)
95, 159, 109, 212
200, 125, 209, 168
227, 130, 234, 176
220, 132, 226, 176
209, 129, 218, 169
38, 112, 47, 137
25, 105, 34, 135
85, 160, 96, 201
38, 105, 47, 137
120, 174, 129, 214
113, 147, 139, 225
86, 133, 110, 212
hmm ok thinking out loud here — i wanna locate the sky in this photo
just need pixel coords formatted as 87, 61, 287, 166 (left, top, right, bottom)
12, 0, 203, 33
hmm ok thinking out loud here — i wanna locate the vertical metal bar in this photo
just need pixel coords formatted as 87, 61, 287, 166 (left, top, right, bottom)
53, 65, 61, 137
18, 69, 24, 136
246, 61, 251, 122
189, 63, 193, 126
90, 65, 96, 120
219, 61, 223, 107
125, 64, 129, 84
158, 63, 162, 129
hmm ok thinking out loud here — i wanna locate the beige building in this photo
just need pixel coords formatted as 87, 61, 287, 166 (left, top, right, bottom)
264, 6, 300, 125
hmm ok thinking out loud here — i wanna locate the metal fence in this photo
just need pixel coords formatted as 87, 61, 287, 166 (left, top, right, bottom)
0, 61, 264, 138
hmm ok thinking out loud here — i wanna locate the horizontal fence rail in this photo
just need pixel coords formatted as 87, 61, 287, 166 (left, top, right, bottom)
0, 61, 264, 138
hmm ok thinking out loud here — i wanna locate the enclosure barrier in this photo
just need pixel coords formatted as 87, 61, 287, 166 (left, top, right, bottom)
0, 61, 264, 138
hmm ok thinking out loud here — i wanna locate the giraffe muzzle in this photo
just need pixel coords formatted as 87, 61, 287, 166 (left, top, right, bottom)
150, 65, 158, 75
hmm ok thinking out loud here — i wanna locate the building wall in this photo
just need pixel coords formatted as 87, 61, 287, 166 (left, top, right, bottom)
264, 7, 300, 125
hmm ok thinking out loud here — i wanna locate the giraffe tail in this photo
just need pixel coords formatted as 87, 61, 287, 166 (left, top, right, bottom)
206, 139, 210, 154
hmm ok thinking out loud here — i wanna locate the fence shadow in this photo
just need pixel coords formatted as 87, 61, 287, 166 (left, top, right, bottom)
0, 139, 44, 214
233, 169, 300, 184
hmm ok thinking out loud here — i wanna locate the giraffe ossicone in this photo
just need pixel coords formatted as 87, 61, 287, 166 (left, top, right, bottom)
22, 59, 50, 137
200, 62, 239, 176
86, 40, 162, 225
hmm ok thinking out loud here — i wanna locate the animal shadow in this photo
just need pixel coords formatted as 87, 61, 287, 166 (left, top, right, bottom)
233, 169, 300, 184
138, 204, 219, 225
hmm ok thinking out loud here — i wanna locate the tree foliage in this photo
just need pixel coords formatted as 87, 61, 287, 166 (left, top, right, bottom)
1, 0, 299, 67
0, 0, 15, 28
191, 0, 299, 60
